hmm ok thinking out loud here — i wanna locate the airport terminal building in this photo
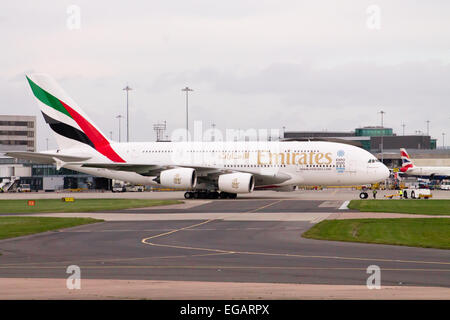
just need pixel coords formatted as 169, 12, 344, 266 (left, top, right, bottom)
284, 126, 437, 151
0, 114, 110, 192
284, 126, 447, 168
0, 115, 36, 152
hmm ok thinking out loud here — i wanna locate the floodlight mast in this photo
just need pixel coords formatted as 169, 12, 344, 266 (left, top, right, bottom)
182, 87, 193, 141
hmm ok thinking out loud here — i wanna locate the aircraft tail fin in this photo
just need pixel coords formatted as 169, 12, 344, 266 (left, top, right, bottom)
400, 148, 414, 172
26, 74, 125, 163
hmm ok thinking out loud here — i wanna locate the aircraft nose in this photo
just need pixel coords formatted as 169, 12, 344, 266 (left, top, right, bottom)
379, 164, 390, 181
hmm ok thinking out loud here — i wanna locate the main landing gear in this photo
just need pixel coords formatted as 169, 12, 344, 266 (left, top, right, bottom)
184, 191, 237, 199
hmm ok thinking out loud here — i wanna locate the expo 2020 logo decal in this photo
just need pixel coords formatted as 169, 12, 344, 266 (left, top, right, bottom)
336, 150, 345, 172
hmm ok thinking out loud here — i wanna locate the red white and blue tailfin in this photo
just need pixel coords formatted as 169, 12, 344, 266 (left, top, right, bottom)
400, 148, 414, 172
26, 73, 125, 163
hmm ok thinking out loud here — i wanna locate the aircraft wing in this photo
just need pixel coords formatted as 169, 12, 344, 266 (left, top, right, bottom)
5, 151, 92, 164
81, 163, 162, 175
81, 163, 222, 176
80, 163, 292, 185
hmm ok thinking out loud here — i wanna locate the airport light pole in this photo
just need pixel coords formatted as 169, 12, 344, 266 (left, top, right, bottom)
182, 87, 193, 141
109, 131, 113, 140
443, 132, 446, 148
123, 85, 132, 142
401, 123, 406, 136
378, 110, 385, 127
378, 110, 385, 163
116, 115, 123, 142
426, 120, 430, 136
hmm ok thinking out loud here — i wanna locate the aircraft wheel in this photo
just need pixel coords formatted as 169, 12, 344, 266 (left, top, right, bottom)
184, 192, 192, 199
212, 192, 220, 199
229, 193, 237, 199
359, 192, 368, 199
219, 192, 228, 199
411, 191, 416, 199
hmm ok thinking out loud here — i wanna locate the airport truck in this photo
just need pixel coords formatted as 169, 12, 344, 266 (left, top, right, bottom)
402, 188, 432, 199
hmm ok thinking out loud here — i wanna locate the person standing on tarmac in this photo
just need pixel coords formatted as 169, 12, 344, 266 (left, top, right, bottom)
372, 189, 377, 199
398, 189, 403, 199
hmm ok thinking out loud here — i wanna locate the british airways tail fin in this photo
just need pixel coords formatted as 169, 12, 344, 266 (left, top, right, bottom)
400, 148, 414, 172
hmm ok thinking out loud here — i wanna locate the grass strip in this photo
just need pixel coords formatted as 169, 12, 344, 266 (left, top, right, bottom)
0, 216, 102, 240
302, 218, 450, 249
0, 199, 181, 214
348, 199, 450, 215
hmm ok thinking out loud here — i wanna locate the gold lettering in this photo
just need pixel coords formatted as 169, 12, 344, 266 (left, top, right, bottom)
271, 153, 285, 165
315, 153, 324, 164
257, 151, 332, 166
309, 152, 315, 165
292, 153, 299, 164
257, 151, 270, 165
324, 152, 332, 165
298, 153, 307, 165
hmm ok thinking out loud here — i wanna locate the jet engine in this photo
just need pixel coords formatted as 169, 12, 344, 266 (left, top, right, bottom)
218, 172, 255, 194
158, 168, 197, 189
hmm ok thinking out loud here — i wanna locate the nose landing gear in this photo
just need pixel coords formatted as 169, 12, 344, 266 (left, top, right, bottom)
359, 192, 369, 199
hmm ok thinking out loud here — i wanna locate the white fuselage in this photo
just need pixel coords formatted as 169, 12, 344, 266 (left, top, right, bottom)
404, 166, 450, 178
59, 141, 390, 189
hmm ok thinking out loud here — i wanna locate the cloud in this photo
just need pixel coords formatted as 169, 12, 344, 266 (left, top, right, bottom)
1, 0, 450, 150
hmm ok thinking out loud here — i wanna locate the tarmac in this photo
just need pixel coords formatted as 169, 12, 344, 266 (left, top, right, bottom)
0, 190, 449, 299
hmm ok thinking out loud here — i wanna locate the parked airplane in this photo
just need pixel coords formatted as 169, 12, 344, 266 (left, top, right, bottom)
400, 148, 450, 179
6, 74, 389, 199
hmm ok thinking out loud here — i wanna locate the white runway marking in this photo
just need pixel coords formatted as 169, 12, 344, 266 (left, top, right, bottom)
339, 200, 350, 210
319, 201, 341, 208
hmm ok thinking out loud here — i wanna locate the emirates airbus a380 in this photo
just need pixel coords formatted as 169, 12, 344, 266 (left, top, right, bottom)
7, 74, 389, 199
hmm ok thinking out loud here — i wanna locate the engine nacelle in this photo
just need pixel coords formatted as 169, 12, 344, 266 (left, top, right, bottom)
159, 168, 197, 189
218, 173, 255, 194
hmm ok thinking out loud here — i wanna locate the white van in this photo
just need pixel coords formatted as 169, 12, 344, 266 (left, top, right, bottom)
440, 180, 450, 190
17, 184, 31, 192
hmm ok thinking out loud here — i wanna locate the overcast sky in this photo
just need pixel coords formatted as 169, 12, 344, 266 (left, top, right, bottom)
1, 0, 450, 150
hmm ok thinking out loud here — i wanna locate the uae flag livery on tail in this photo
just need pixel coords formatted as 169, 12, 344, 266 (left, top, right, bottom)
26, 74, 125, 163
